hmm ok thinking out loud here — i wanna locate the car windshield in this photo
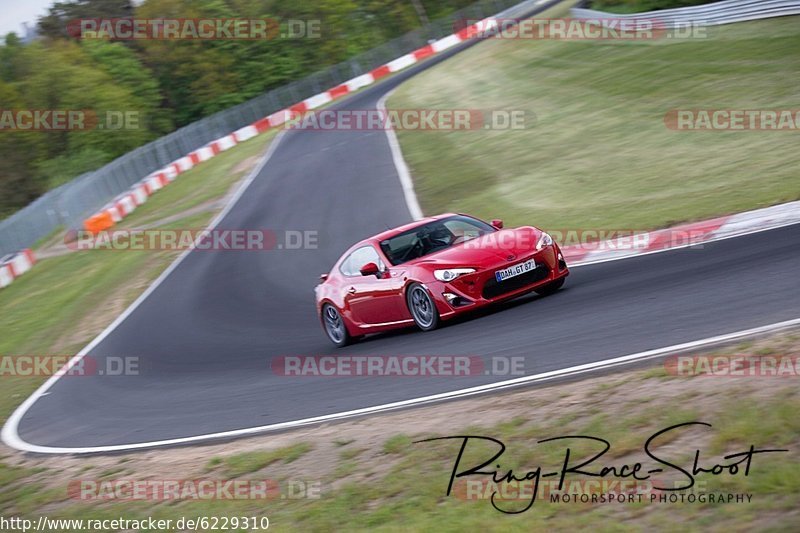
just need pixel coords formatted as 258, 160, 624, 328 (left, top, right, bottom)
379, 215, 496, 265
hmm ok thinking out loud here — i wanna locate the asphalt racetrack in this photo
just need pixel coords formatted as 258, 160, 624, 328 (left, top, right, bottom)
10, 35, 800, 452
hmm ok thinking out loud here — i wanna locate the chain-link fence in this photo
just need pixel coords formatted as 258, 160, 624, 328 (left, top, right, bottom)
0, 0, 534, 256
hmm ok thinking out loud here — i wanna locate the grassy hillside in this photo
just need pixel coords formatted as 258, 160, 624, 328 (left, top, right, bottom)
389, 16, 800, 231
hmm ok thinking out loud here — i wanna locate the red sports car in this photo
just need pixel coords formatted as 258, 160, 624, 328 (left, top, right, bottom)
315, 213, 569, 346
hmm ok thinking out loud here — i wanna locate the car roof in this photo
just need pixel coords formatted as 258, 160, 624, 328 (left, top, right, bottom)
367, 213, 459, 244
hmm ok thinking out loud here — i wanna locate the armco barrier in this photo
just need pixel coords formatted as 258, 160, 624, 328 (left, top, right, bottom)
572, 0, 800, 27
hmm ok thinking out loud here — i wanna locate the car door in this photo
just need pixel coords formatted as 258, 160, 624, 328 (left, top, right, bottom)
342, 245, 405, 325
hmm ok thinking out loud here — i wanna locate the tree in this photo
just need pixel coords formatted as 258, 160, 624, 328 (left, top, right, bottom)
39, 0, 134, 40
81, 39, 173, 134
0, 33, 26, 83
0, 81, 43, 217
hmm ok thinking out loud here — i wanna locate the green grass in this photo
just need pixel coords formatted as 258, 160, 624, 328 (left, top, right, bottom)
383, 434, 413, 455
216, 443, 313, 477
0, 132, 275, 424
115, 131, 276, 228
389, 16, 800, 232
339, 447, 365, 461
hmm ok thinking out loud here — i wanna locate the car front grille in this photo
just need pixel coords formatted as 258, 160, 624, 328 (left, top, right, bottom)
482, 265, 550, 299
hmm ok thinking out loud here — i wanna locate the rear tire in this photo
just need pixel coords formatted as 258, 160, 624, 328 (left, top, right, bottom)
321, 303, 352, 347
535, 277, 565, 296
406, 283, 440, 331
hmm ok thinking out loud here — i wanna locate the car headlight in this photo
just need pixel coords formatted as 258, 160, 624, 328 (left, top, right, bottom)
434, 268, 476, 282
536, 232, 553, 250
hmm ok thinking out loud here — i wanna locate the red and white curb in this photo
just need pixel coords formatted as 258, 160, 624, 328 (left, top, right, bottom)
560, 201, 800, 266
0, 249, 36, 290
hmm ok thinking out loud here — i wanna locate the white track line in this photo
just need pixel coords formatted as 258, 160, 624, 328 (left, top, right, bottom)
5, 317, 800, 454
377, 89, 424, 220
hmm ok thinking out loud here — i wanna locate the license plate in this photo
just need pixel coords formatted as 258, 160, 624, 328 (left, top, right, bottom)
495, 259, 535, 282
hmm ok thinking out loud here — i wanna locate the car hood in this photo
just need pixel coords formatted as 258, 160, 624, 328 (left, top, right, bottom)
411, 227, 542, 269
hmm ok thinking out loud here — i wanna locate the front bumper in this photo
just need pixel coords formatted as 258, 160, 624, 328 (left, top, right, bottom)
431, 244, 569, 318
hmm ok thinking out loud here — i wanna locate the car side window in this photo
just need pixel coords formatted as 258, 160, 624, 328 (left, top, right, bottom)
338, 254, 354, 276
340, 245, 384, 277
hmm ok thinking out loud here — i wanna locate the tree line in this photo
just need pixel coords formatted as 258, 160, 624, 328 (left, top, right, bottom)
0, 0, 476, 218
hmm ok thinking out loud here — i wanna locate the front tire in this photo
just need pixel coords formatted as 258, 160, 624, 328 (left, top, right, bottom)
406, 283, 440, 331
322, 303, 352, 347
535, 277, 565, 296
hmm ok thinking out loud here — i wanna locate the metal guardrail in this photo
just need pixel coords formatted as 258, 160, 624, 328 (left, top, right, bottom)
572, 0, 800, 27
0, 0, 533, 257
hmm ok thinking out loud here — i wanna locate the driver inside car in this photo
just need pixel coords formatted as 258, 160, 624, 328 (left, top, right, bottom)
421, 225, 453, 254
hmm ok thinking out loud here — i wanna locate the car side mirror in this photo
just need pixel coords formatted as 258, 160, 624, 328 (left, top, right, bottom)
491, 219, 504, 229
359, 262, 380, 277
319, 273, 329, 283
